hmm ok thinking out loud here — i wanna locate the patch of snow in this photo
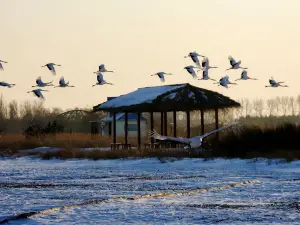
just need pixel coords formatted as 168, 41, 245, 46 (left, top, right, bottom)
21, 147, 61, 153
98, 84, 185, 109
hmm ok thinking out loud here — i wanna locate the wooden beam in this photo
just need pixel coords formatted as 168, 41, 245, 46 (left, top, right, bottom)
173, 111, 177, 137
215, 108, 219, 141
200, 109, 204, 135
113, 112, 117, 146
137, 112, 141, 148
124, 112, 128, 145
164, 111, 167, 136
150, 112, 154, 144
160, 112, 164, 135
186, 111, 190, 138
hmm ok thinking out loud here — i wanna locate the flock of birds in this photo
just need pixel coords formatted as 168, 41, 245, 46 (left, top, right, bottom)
159, 52, 288, 88
0, 51, 289, 99
0, 63, 114, 99
152, 52, 289, 88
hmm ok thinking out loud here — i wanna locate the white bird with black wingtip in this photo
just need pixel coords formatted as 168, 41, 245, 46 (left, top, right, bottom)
92, 72, 113, 86
184, 51, 205, 67
151, 72, 173, 82
198, 67, 216, 81
214, 75, 237, 88
0, 81, 15, 88
27, 89, 49, 99
150, 122, 239, 149
54, 77, 75, 88
235, 70, 257, 81
32, 76, 54, 87
200, 57, 217, 70
184, 65, 200, 79
42, 63, 61, 75
265, 77, 288, 88
94, 64, 114, 73
226, 56, 247, 70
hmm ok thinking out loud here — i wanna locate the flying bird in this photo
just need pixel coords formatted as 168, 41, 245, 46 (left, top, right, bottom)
200, 57, 217, 70
214, 75, 237, 88
150, 122, 239, 148
184, 52, 205, 67
0, 81, 15, 88
27, 89, 48, 99
0, 60, 8, 70
226, 56, 247, 70
32, 76, 54, 87
92, 72, 113, 86
184, 65, 200, 79
54, 76, 75, 88
41, 63, 61, 75
235, 70, 257, 81
265, 77, 288, 87
198, 68, 216, 81
151, 72, 173, 82
94, 64, 114, 73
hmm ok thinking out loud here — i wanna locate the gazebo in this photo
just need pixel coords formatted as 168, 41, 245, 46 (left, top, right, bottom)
93, 83, 240, 148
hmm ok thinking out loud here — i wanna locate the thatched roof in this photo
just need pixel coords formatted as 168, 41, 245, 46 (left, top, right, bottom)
93, 83, 240, 112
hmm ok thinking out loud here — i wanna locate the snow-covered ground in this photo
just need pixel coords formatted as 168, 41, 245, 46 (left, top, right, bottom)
0, 157, 299, 224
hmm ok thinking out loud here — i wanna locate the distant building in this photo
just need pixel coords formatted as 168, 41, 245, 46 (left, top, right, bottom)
90, 97, 148, 137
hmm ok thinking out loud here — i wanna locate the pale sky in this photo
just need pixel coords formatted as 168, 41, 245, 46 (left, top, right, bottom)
0, 0, 300, 110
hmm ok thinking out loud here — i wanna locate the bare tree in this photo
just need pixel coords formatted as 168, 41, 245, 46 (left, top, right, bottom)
252, 99, 264, 117
275, 96, 281, 115
280, 96, 289, 116
0, 94, 7, 120
266, 98, 276, 116
288, 96, 295, 116
234, 99, 244, 118
243, 98, 252, 117
297, 95, 300, 115
8, 100, 19, 120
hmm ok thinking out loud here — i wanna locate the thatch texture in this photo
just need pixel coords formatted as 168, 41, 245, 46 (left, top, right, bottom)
93, 83, 240, 112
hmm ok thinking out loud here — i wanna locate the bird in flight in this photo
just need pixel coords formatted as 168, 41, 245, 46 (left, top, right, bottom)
226, 56, 247, 70
42, 63, 61, 75
32, 76, 54, 87
235, 70, 257, 81
94, 64, 114, 73
184, 65, 200, 79
151, 72, 173, 82
150, 122, 239, 148
27, 89, 48, 99
200, 57, 217, 70
0, 60, 8, 70
184, 52, 205, 67
265, 77, 288, 87
214, 75, 237, 88
54, 77, 75, 88
198, 68, 216, 81
92, 72, 113, 86
0, 81, 15, 88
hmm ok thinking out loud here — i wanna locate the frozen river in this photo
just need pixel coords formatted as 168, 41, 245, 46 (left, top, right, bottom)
0, 157, 299, 224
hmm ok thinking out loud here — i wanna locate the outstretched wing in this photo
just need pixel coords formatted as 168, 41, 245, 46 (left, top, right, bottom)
241, 70, 247, 79
59, 77, 65, 86
149, 130, 190, 145
99, 64, 105, 71
228, 56, 237, 67
200, 122, 239, 139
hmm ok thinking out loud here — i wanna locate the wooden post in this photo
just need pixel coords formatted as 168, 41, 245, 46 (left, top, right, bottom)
150, 112, 154, 144
164, 111, 167, 136
200, 109, 205, 135
173, 111, 177, 137
113, 112, 117, 147
137, 112, 141, 148
160, 112, 164, 135
215, 108, 219, 141
186, 111, 190, 138
124, 112, 128, 145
